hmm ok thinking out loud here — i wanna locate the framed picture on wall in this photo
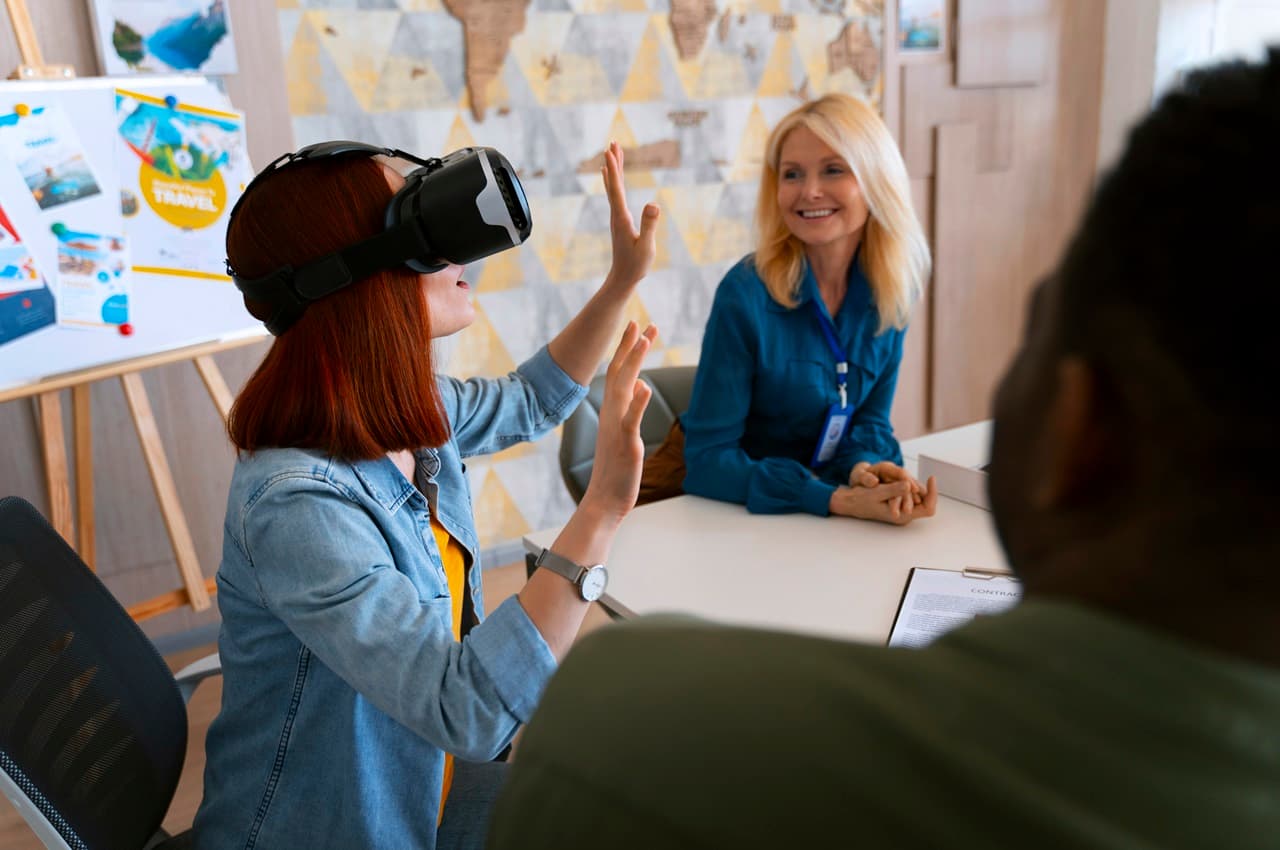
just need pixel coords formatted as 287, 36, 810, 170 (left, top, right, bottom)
89, 0, 239, 76
898, 0, 946, 52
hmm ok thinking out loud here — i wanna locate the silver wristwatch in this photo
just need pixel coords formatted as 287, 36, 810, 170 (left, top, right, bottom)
534, 548, 609, 602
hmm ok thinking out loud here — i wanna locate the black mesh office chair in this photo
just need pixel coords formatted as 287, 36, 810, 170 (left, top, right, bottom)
0, 496, 220, 850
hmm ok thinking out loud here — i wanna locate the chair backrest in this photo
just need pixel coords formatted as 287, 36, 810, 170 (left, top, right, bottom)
0, 496, 187, 850
559, 365, 697, 503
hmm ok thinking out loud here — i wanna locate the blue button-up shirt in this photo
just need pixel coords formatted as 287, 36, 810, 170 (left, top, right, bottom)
682, 255, 905, 516
193, 346, 586, 850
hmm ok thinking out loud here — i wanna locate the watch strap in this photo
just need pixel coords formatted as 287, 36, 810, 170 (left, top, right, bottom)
534, 547, 586, 585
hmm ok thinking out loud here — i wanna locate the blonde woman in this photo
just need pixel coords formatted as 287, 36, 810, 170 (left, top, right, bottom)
679, 93, 938, 522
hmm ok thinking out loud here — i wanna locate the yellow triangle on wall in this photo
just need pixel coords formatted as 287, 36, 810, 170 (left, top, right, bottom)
527, 196, 587, 283
285, 16, 327, 116
493, 440, 538, 461
447, 304, 517, 376
472, 469, 532, 548
371, 56, 453, 111
648, 13, 702, 98
619, 20, 665, 103
445, 112, 477, 151
474, 249, 523, 293
622, 293, 654, 338
730, 102, 772, 182
309, 10, 402, 112
756, 32, 795, 98
662, 344, 699, 366
657, 185, 724, 265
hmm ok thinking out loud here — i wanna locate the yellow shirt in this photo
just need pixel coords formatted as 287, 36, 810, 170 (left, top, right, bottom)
431, 516, 468, 822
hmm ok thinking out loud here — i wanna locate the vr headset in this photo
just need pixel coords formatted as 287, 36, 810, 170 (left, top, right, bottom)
227, 141, 533, 335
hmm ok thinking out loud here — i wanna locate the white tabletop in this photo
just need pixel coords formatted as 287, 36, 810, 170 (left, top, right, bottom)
525, 421, 1007, 644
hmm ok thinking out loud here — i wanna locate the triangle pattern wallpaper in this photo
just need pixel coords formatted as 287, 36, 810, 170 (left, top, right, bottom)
276, 0, 885, 554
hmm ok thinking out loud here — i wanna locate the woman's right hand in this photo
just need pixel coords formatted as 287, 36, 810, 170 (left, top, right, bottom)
579, 321, 658, 523
829, 476, 938, 525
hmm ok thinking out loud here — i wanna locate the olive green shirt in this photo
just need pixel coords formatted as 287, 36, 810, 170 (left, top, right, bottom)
489, 602, 1280, 849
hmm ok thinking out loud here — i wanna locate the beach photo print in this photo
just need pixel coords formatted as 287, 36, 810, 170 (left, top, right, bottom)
0, 105, 103, 212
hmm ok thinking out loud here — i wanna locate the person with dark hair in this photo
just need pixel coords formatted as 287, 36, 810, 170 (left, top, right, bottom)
192, 142, 659, 850
487, 52, 1280, 849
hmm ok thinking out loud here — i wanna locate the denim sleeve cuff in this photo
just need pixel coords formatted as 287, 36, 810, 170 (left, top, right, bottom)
467, 594, 558, 722
517, 345, 589, 421
800, 478, 837, 517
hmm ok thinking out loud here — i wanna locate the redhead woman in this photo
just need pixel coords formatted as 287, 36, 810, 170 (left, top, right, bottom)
678, 94, 938, 523
192, 142, 658, 850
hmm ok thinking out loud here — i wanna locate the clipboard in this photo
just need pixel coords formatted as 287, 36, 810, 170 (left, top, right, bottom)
887, 566, 1021, 648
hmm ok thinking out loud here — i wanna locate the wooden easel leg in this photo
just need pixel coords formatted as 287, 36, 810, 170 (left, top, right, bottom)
35, 391, 74, 544
72, 383, 95, 570
119, 372, 212, 612
193, 354, 234, 421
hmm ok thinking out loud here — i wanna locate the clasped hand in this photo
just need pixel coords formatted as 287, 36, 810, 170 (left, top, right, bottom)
830, 461, 938, 526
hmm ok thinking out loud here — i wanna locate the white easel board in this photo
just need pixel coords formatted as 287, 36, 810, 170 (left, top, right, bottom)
0, 76, 264, 396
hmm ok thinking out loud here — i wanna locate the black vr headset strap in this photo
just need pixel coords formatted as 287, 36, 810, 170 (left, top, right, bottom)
292, 220, 432, 300
233, 220, 432, 334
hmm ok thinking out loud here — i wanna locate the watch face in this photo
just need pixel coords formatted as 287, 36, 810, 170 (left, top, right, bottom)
580, 566, 608, 602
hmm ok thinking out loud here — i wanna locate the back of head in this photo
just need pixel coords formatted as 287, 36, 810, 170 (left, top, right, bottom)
1055, 50, 1280, 496
754, 93, 930, 330
989, 50, 1280, 612
226, 155, 450, 459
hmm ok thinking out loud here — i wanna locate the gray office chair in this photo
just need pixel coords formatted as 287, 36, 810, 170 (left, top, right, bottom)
532, 366, 695, 580
558, 364, 697, 503
0, 496, 221, 850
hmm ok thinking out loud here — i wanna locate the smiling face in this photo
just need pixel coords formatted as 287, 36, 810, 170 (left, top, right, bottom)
379, 156, 476, 339
775, 126, 869, 255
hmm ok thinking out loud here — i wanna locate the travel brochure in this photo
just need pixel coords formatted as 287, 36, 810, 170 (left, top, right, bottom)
116, 88, 249, 278
55, 227, 131, 330
0, 204, 55, 345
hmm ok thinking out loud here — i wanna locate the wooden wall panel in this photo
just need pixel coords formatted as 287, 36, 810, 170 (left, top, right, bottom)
955, 0, 1053, 88
0, 4, 287, 640
890, 177, 934, 441
925, 0, 1105, 429
901, 62, 1015, 178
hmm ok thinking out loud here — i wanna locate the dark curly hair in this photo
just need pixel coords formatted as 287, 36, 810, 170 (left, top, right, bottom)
1054, 47, 1280, 450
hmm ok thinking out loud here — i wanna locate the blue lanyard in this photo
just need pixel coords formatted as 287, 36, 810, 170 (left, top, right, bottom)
810, 301, 849, 409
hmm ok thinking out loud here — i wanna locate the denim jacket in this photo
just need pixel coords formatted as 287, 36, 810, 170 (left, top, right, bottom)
193, 346, 586, 850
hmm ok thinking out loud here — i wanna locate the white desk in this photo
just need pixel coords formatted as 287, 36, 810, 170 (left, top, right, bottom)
524, 421, 1007, 644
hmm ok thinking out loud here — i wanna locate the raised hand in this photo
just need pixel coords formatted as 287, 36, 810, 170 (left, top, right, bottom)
580, 321, 659, 521
602, 141, 660, 286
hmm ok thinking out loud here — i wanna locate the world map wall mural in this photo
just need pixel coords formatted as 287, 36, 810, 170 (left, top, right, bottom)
277, 0, 885, 555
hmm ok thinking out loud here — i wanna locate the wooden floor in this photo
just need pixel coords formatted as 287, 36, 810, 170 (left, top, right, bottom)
0, 561, 612, 848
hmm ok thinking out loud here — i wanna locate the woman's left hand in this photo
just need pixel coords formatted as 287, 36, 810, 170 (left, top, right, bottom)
602, 141, 660, 286
850, 461, 926, 507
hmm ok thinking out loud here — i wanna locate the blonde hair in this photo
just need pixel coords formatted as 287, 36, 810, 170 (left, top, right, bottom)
754, 93, 931, 332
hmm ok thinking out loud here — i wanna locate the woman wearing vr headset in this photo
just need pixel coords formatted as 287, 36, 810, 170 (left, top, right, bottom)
192, 142, 658, 850
653, 94, 939, 523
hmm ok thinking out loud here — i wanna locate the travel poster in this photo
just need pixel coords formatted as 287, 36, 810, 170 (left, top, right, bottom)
115, 89, 250, 278
899, 0, 945, 51
0, 105, 103, 212
0, 205, 55, 345
92, 0, 238, 76
55, 228, 131, 329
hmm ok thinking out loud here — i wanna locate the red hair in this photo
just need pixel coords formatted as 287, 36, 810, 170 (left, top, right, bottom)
226, 155, 451, 459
